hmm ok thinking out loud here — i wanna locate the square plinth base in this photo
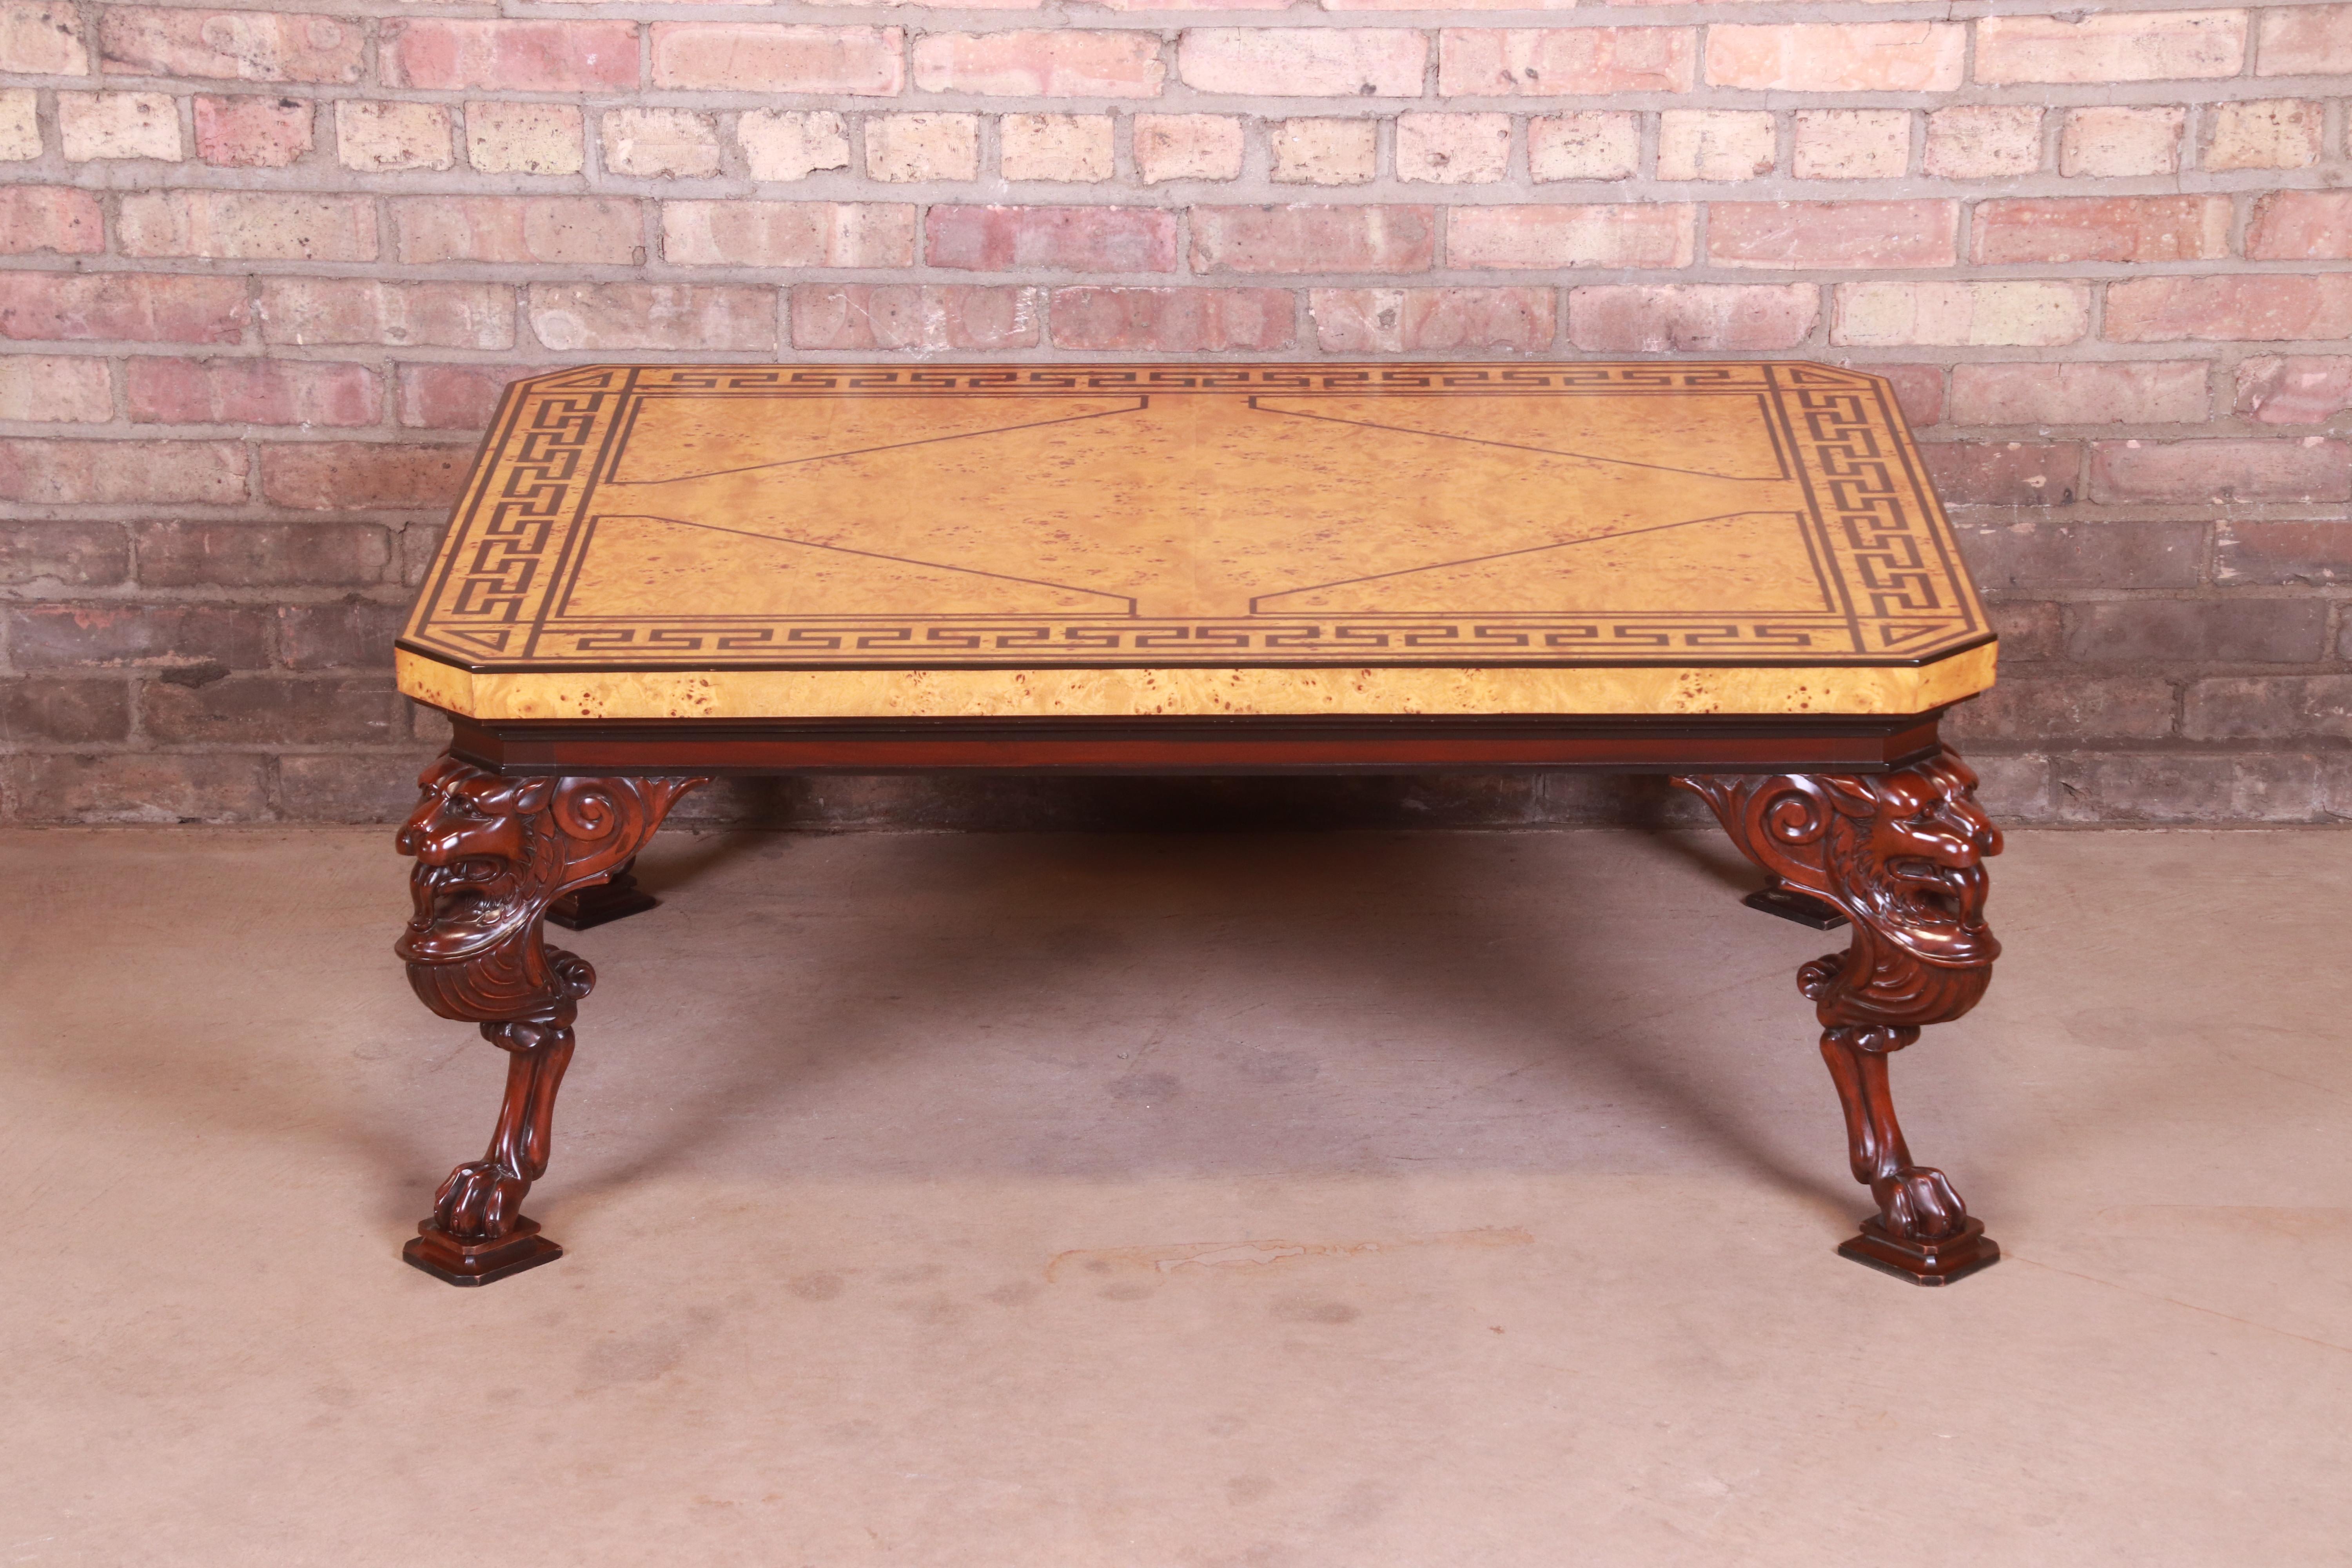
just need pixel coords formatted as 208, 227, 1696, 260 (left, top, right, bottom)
546, 882, 657, 931
403, 1217, 563, 1287
1743, 886, 1850, 930
1837, 1215, 1999, 1286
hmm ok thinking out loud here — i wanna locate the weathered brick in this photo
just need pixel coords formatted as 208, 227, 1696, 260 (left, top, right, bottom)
2256, 4, 2352, 76
1310, 287, 1551, 353
1, 272, 247, 345
0, 441, 246, 505
60, 91, 183, 162
1975, 12, 2248, 84
1706, 23, 1964, 92
2091, 439, 2350, 505
0, 87, 35, 161
664, 201, 915, 267
8, 603, 272, 670
1987, 600, 2062, 662
1708, 201, 1954, 269
1567, 283, 1815, 352
1270, 119, 1376, 186
2182, 676, 2352, 742
2215, 521, 2352, 584
923, 30, 1166, 96
134, 521, 390, 587
2056, 754, 2320, 824
2235, 356, 2352, 425
1952, 519, 2205, 590
1832, 281, 2088, 348
650, 24, 903, 94
100, 9, 363, 85
1791, 110, 1910, 180
1657, 110, 1775, 182
2064, 600, 2327, 664
0, 356, 114, 423
1184, 29, 1422, 96
1870, 363, 1945, 428
1439, 28, 1694, 95
394, 197, 639, 266
2058, 106, 2184, 177
383, 20, 637, 93
601, 108, 722, 181
1921, 442, 2081, 506
1191, 205, 1436, 275
259, 444, 470, 511
142, 674, 403, 745
0, 679, 131, 744
258, 279, 512, 350
1529, 113, 1639, 182
0, 522, 129, 587
1002, 114, 1115, 183
864, 114, 980, 183
1924, 105, 2042, 179
1134, 114, 1243, 185
2204, 99, 2322, 171
127, 357, 381, 427
791, 285, 1042, 351
0, 188, 102, 255
465, 102, 582, 177
1396, 114, 1512, 185
737, 110, 847, 183
0, 1, 84, 75
1950, 361, 2208, 427
931, 205, 1179, 273
2247, 192, 2352, 262
195, 95, 313, 168
528, 283, 776, 352
1972, 196, 2230, 265
118, 191, 377, 261
278, 752, 443, 824
2105, 275, 2352, 344
3, 753, 272, 825
396, 363, 535, 430
1944, 677, 2176, 744
335, 100, 453, 174
1452, 204, 1690, 270
276, 599, 406, 670
1053, 287, 1294, 351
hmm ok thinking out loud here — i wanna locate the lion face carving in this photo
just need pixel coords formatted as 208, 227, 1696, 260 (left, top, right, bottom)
1824, 754, 2000, 972
395, 759, 561, 965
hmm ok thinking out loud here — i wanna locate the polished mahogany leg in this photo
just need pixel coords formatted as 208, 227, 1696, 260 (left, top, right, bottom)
393, 757, 706, 1285
1677, 748, 2002, 1285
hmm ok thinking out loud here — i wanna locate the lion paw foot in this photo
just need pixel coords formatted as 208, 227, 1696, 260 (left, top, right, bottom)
432, 1160, 531, 1241
1879, 1165, 1968, 1242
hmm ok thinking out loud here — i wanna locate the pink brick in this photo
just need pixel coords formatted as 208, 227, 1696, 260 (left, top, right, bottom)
1708, 201, 1954, 269
127, 358, 381, 427
1450, 204, 1693, 270
2091, 439, 2350, 505
651, 24, 904, 94
383, 20, 636, 92
1396, 113, 1512, 185
259, 279, 513, 350
195, 95, 314, 168
1973, 196, 2231, 265
1051, 287, 1294, 351
790, 285, 1042, 351
663, 201, 916, 267
1949, 362, 2210, 426
1566, 283, 1817, 352
2257, 4, 2352, 75
0, 187, 101, 254
397, 364, 538, 430
1309, 287, 1553, 353
0, 272, 248, 344
1, 2, 87, 75
527, 284, 775, 353
917, 31, 1165, 96
99, 9, 362, 84
394, 197, 639, 265
2105, 275, 2352, 343
1182, 29, 1425, 96
260, 443, 471, 511
1975, 12, 2247, 84
118, 191, 376, 261
1190, 205, 1435, 274
2248, 192, 2352, 261
0, 440, 247, 504
927, 206, 1178, 273
2236, 357, 2352, 425
1874, 365, 1945, 429
0, 356, 111, 423
1706, 23, 1963, 92
1439, 28, 1695, 95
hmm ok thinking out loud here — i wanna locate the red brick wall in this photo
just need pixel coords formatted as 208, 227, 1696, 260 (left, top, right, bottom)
2, 2, 2349, 826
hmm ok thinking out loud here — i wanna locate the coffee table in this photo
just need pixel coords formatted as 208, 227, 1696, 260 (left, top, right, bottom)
392, 362, 2004, 1288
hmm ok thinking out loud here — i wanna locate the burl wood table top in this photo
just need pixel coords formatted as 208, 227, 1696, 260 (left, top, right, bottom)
396, 362, 1995, 722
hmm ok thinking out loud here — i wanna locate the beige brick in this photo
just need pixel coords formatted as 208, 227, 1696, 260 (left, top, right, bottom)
0, 87, 35, 161
527, 283, 774, 353
1271, 119, 1377, 186
101, 8, 363, 85
1396, 113, 1510, 185
1001, 114, 1114, 183
336, 100, 453, 173
465, 102, 581, 176
662, 200, 916, 268
1924, 105, 2042, 179
865, 114, 978, 183
1441, 28, 1695, 96
1450, 204, 1693, 269
1976, 11, 2247, 83
650, 24, 902, 95
0, 356, 114, 422
2205, 100, 2321, 172
1658, 110, 1774, 182
1792, 110, 1909, 180
0, 1, 86, 75
1182, 29, 1424, 97
60, 92, 183, 163
119, 191, 377, 260
2060, 106, 2183, 178
1706, 23, 1964, 92
1134, 114, 1242, 185
737, 109, 848, 182
258, 279, 514, 350
1833, 281, 2090, 347
1529, 113, 1638, 182
602, 108, 721, 180
916, 30, 1165, 97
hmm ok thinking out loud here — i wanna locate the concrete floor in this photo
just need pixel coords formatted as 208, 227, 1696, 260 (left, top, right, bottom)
2, 824, 2348, 1566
